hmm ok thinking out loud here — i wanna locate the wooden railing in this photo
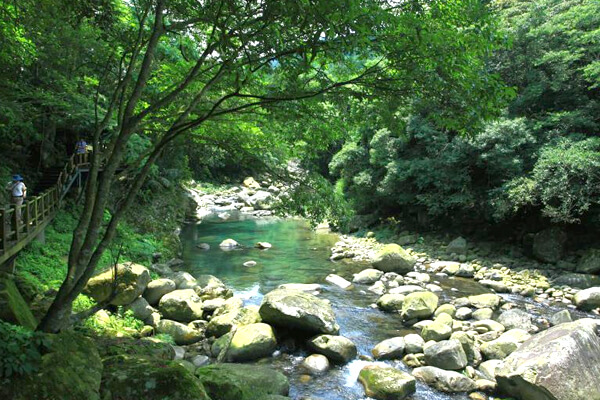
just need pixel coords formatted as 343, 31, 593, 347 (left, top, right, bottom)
0, 153, 90, 265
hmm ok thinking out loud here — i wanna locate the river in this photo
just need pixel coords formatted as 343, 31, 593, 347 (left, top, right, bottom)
180, 211, 586, 400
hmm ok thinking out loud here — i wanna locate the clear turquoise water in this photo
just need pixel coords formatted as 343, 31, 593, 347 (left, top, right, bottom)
180, 213, 483, 400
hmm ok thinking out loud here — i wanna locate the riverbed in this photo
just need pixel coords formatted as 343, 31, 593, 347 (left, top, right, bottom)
180, 212, 588, 400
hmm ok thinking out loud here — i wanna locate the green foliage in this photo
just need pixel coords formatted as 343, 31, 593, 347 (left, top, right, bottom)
81, 308, 143, 337
154, 333, 176, 345
0, 321, 50, 379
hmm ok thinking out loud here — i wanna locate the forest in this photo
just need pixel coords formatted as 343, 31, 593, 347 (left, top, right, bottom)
1, 1, 599, 400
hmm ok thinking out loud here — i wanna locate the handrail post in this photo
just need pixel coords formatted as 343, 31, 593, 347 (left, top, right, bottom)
12, 204, 20, 242
24, 200, 30, 234
0, 207, 6, 252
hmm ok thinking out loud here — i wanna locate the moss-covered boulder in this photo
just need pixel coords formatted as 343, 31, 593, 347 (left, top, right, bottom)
143, 278, 176, 305
371, 244, 416, 274
226, 323, 277, 362
100, 355, 209, 400
158, 289, 204, 322
401, 291, 438, 321
577, 249, 600, 274
84, 262, 150, 306
0, 276, 37, 329
358, 365, 416, 400
468, 293, 501, 309
206, 306, 261, 337
3, 331, 102, 400
259, 289, 339, 335
412, 366, 477, 393
196, 363, 289, 400
96, 337, 176, 360
574, 287, 600, 311
376, 294, 405, 312
372, 337, 406, 360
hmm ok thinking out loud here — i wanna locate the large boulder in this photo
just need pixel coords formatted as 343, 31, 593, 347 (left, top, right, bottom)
158, 289, 204, 322
412, 366, 477, 393
207, 306, 261, 337
577, 249, 600, 275
125, 296, 154, 320
84, 262, 150, 306
259, 289, 339, 334
156, 319, 203, 345
552, 273, 600, 289
446, 237, 467, 255
1, 331, 102, 400
372, 244, 416, 274
196, 364, 289, 400
424, 339, 468, 370
532, 228, 567, 263
100, 355, 210, 400
372, 337, 405, 360
496, 319, 600, 400
143, 278, 176, 305
358, 365, 416, 400
573, 287, 600, 311
0, 276, 37, 329
308, 334, 357, 364
225, 323, 277, 362
401, 291, 438, 321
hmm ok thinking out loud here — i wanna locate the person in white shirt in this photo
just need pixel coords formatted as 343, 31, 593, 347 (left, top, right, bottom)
6, 174, 27, 223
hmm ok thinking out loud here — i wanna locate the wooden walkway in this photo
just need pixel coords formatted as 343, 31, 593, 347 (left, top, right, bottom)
0, 153, 91, 266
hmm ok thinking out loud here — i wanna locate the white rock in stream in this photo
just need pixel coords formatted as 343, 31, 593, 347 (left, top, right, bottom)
243, 261, 257, 267
326, 274, 353, 289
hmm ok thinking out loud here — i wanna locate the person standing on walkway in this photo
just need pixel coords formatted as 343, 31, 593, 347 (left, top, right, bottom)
75, 137, 87, 154
6, 175, 27, 223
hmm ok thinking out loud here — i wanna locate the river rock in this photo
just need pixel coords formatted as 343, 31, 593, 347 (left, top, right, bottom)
532, 227, 567, 263
472, 308, 494, 321
259, 289, 339, 334
389, 285, 427, 295
468, 293, 501, 309
472, 319, 505, 334
158, 289, 203, 323
255, 241, 272, 249
424, 339, 468, 370
549, 309, 572, 326
574, 287, 600, 311
496, 319, 600, 400
243, 260, 257, 267
434, 304, 457, 318
436, 261, 460, 275
226, 323, 277, 362
456, 264, 475, 278
368, 280, 386, 295
353, 268, 384, 284
358, 365, 416, 400
219, 238, 240, 249
478, 359, 503, 381
576, 249, 600, 274
404, 334, 425, 354
447, 237, 468, 255
455, 307, 473, 320
480, 329, 530, 360
278, 283, 322, 293
206, 306, 261, 337
143, 278, 177, 305
552, 272, 600, 289
421, 320, 452, 342
197, 363, 289, 400
171, 272, 198, 289
497, 309, 536, 332
243, 176, 261, 189
301, 354, 330, 375
372, 337, 405, 360
372, 244, 416, 274
84, 262, 151, 306
326, 274, 352, 289
125, 296, 154, 320
412, 366, 477, 393
156, 319, 203, 345
450, 331, 480, 365
401, 291, 438, 321
308, 335, 357, 364
375, 295, 403, 314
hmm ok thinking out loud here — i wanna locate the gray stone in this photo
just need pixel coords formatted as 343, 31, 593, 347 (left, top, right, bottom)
158, 289, 204, 323
84, 262, 151, 306
532, 228, 567, 263
549, 309, 572, 326
156, 319, 203, 345
404, 334, 425, 354
574, 287, 600, 311
226, 323, 277, 362
577, 249, 600, 274
372, 244, 417, 274
358, 365, 416, 400
125, 296, 153, 320
301, 354, 330, 375
424, 339, 468, 370
401, 291, 439, 321
421, 321, 452, 342
353, 269, 384, 284
206, 306, 261, 337
259, 289, 339, 334
447, 237, 468, 255
143, 278, 176, 305
308, 335, 357, 364
413, 366, 477, 393
480, 329, 530, 360
372, 337, 405, 360
496, 319, 600, 400
497, 309, 536, 332
468, 293, 501, 309
376, 294, 405, 312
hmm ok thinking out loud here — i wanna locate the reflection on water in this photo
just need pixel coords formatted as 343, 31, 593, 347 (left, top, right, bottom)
180, 214, 480, 400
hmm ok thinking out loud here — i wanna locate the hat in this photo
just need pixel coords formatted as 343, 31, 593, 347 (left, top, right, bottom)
12, 174, 23, 181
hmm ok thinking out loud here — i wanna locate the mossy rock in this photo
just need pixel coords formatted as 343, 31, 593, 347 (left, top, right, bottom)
358, 365, 416, 400
100, 355, 209, 400
196, 363, 289, 400
3, 331, 102, 400
0, 276, 37, 330
372, 244, 416, 274
96, 337, 175, 360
